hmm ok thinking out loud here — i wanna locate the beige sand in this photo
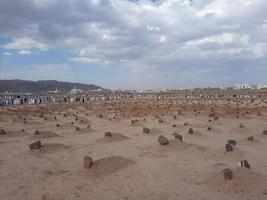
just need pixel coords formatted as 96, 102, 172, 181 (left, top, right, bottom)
0, 100, 267, 200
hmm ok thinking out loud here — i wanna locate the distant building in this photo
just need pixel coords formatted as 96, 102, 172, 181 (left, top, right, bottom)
234, 83, 267, 90
70, 86, 83, 94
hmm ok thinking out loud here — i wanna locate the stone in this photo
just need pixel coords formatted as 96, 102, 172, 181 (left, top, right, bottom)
239, 160, 250, 169
225, 143, 233, 152
228, 139, 236, 146
34, 130, 40, 135
173, 132, 183, 141
56, 124, 60, 127
172, 124, 177, 127
143, 127, 150, 134
104, 132, 112, 137
223, 168, 233, 180
247, 136, 254, 141
29, 140, 41, 150
0, 129, 5, 135
263, 130, 267, 135
188, 128, 194, 134
207, 127, 212, 131
158, 135, 169, 145
84, 156, 93, 169
75, 126, 80, 131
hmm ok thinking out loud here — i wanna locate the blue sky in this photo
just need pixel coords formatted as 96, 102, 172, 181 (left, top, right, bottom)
0, 0, 267, 89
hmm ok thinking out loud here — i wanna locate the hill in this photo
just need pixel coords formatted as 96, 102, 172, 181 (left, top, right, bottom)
0, 79, 103, 93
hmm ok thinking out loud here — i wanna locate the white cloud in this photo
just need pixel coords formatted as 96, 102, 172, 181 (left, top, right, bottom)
3, 52, 13, 56
0, 64, 73, 81
2, 37, 48, 51
18, 50, 31, 55
69, 57, 101, 64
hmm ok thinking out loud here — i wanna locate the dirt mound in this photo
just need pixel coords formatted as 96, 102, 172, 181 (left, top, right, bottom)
209, 167, 266, 194
130, 120, 144, 127
139, 140, 202, 157
29, 131, 61, 139
0, 130, 28, 138
80, 156, 134, 179
97, 132, 129, 143
33, 143, 71, 154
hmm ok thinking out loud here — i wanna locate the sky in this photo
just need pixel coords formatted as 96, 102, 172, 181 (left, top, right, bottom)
0, 0, 267, 89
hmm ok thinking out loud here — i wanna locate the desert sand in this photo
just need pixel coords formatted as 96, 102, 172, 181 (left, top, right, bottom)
0, 98, 267, 200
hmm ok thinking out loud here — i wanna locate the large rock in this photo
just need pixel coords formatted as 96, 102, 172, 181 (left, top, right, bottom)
143, 127, 150, 134
223, 168, 233, 180
225, 143, 233, 152
158, 135, 169, 145
29, 140, 41, 150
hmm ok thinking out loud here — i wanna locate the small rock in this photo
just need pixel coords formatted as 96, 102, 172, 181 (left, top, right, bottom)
213, 116, 218, 121
207, 127, 212, 131
0, 129, 6, 135
87, 125, 91, 129
247, 136, 254, 141
158, 135, 169, 145
172, 124, 177, 127
34, 130, 40, 135
263, 130, 267, 135
173, 132, 183, 141
75, 127, 80, 131
158, 119, 163, 123
225, 143, 233, 152
104, 132, 112, 137
239, 160, 250, 169
188, 128, 194, 134
223, 168, 233, 180
29, 140, 41, 150
84, 156, 93, 169
228, 139, 236, 146
143, 127, 150, 134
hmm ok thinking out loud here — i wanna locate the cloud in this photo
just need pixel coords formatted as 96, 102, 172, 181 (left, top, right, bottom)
0, 0, 267, 88
3, 52, 13, 56
0, 64, 73, 81
18, 50, 31, 55
69, 57, 101, 64
2, 37, 48, 53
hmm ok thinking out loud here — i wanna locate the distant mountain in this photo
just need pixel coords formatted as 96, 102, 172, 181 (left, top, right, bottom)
0, 79, 104, 93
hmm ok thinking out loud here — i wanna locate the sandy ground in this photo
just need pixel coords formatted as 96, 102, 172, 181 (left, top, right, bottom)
0, 99, 267, 200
